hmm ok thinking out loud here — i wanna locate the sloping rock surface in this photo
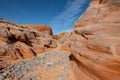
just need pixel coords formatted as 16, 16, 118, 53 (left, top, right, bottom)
69, 0, 120, 80
0, 20, 57, 68
0, 0, 120, 80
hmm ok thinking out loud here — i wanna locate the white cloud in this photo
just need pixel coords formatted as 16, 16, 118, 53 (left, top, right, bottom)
50, 0, 89, 34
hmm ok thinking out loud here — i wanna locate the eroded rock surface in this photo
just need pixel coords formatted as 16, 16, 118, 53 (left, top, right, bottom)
23, 24, 53, 35
0, 20, 57, 68
69, 0, 120, 80
0, 0, 120, 80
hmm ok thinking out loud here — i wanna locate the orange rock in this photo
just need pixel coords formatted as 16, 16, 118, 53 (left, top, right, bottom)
0, 0, 120, 80
0, 19, 57, 68
70, 0, 120, 80
24, 24, 53, 35
75, 0, 120, 28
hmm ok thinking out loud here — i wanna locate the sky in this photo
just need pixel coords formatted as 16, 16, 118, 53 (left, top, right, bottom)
0, 0, 90, 34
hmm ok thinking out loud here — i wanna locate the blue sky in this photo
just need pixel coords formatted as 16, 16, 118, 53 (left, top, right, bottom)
0, 0, 90, 34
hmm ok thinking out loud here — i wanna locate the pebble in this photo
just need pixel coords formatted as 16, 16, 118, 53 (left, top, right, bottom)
0, 52, 71, 80
0, 75, 5, 80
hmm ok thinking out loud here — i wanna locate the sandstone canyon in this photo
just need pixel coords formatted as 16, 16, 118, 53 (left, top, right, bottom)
0, 0, 120, 80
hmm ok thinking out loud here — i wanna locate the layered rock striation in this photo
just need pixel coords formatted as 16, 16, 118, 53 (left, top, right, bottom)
69, 0, 120, 80
0, 19, 57, 68
0, 0, 120, 80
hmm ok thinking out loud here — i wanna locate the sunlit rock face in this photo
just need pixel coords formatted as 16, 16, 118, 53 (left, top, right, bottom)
70, 0, 120, 80
0, 0, 120, 80
23, 24, 53, 35
75, 0, 120, 28
0, 20, 57, 68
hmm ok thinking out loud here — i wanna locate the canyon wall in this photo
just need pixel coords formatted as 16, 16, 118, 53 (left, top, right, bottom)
0, 0, 120, 80
70, 0, 120, 80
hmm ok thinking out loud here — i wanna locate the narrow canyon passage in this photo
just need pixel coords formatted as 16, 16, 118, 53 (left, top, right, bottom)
0, 0, 120, 80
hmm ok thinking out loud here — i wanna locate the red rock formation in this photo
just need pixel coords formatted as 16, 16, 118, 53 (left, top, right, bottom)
24, 24, 53, 35
0, 20, 57, 67
75, 0, 120, 28
70, 0, 120, 80
0, 0, 120, 80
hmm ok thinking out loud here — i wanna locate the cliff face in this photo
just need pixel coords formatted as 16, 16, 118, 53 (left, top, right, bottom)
70, 0, 120, 80
75, 0, 120, 28
0, 0, 120, 80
